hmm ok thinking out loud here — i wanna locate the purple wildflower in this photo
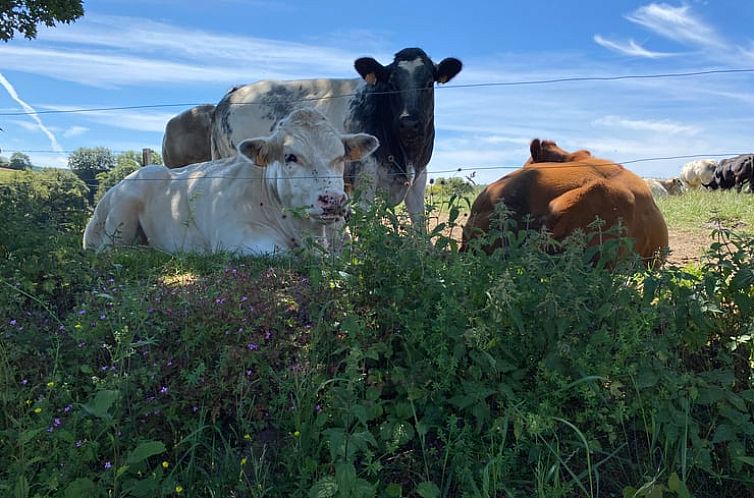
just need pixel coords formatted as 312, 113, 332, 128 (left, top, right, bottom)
104, 461, 112, 469
247, 343, 258, 351
192, 405, 199, 413
9, 319, 16, 326
53, 417, 62, 428
47, 426, 53, 433
315, 404, 322, 413
99, 314, 106, 320
100, 365, 109, 372
265, 330, 273, 340
20, 379, 28, 386
75, 440, 83, 448
78, 309, 86, 316
64, 404, 73, 413
160, 386, 168, 394
246, 369, 254, 377
240, 296, 248, 303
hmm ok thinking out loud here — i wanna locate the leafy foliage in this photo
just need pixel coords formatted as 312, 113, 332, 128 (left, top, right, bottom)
1, 184, 753, 497
8, 151, 32, 170
67, 147, 115, 203
0, 0, 84, 41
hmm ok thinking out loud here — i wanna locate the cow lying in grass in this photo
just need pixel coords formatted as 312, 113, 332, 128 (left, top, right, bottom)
463, 147, 668, 267
83, 109, 378, 255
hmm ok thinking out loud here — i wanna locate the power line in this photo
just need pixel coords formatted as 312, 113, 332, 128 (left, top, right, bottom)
1, 67, 753, 117
0, 152, 749, 187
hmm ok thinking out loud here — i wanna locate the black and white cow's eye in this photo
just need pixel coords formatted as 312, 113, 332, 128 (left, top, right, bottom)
285, 154, 298, 163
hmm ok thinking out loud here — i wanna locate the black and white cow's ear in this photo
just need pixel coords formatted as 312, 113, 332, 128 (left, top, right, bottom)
354, 57, 389, 85
238, 138, 271, 167
434, 57, 463, 84
342, 133, 380, 161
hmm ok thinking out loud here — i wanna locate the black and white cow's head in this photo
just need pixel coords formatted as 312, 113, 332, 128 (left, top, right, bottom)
351, 48, 462, 203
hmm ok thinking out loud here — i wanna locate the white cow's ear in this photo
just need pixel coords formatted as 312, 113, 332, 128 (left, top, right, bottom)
343, 133, 379, 161
354, 57, 388, 85
238, 138, 271, 167
434, 57, 462, 84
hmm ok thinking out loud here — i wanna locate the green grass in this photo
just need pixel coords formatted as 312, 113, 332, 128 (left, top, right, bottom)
655, 189, 754, 233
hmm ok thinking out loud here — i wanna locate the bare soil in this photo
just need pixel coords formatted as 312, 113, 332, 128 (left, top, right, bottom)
426, 212, 713, 267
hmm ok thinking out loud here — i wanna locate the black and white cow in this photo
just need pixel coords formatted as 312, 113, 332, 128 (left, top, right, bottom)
211, 47, 462, 225
705, 154, 754, 192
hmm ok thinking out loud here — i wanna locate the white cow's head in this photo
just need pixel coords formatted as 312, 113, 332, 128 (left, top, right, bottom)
238, 108, 379, 224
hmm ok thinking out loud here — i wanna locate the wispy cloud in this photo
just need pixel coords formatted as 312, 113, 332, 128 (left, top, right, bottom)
39, 105, 176, 133
593, 115, 699, 135
0, 72, 62, 153
593, 34, 677, 58
625, 3, 725, 49
4, 14, 365, 88
62, 126, 89, 138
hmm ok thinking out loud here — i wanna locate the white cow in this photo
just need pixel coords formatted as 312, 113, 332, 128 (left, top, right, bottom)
211, 48, 462, 227
83, 109, 379, 255
680, 159, 717, 189
645, 177, 685, 198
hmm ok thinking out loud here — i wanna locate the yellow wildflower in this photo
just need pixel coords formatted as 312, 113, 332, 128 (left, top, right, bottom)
33, 407, 42, 414
241, 457, 247, 466
175, 484, 184, 494
243, 433, 252, 441
162, 461, 169, 469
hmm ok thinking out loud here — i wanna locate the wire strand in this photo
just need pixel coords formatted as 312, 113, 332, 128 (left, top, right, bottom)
0, 152, 748, 186
1, 67, 753, 117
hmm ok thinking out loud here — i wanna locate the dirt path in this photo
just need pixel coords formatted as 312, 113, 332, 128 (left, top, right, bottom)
666, 229, 711, 266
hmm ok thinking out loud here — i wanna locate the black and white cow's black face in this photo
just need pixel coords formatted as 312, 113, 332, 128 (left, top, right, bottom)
354, 48, 462, 153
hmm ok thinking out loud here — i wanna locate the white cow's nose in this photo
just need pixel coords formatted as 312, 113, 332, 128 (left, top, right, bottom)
317, 191, 347, 210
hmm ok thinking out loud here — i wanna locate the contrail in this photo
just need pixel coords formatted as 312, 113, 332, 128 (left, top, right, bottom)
0, 71, 63, 154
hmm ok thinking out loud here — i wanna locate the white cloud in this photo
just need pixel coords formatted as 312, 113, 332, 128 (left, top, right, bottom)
7, 14, 365, 88
593, 34, 677, 58
625, 3, 725, 49
62, 126, 89, 138
39, 105, 175, 133
593, 115, 699, 135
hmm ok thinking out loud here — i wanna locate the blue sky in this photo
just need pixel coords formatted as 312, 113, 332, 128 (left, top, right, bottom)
1, 0, 754, 183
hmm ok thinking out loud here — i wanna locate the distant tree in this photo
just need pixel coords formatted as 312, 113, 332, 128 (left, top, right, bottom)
428, 177, 475, 198
117, 149, 163, 168
8, 151, 32, 170
67, 147, 115, 202
0, 155, 9, 168
0, 0, 84, 42
92, 150, 163, 203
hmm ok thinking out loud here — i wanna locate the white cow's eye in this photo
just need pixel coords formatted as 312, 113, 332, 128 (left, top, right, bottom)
285, 154, 298, 163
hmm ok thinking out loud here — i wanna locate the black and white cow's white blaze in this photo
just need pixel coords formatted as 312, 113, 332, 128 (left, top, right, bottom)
211, 47, 462, 224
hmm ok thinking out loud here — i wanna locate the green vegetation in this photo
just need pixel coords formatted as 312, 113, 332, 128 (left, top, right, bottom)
0, 0, 84, 42
656, 190, 754, 234
1, 172, 753, 497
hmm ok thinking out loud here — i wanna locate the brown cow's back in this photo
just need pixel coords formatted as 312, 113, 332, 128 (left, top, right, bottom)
462, 158, 668, 265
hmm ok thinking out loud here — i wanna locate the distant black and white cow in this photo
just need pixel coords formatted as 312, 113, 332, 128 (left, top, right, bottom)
162, 104, 215, 168
211, 47, 462, 225
705, 154, 754, 192
84, 109, 379, 255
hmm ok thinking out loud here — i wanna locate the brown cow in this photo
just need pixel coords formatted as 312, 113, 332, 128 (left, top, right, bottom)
525, 138, 592, 165
462, 156, 669, 266
162, 104, 215, 168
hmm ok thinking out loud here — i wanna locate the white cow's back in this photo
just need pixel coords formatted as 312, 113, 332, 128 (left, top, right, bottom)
212, 78, 362, 159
